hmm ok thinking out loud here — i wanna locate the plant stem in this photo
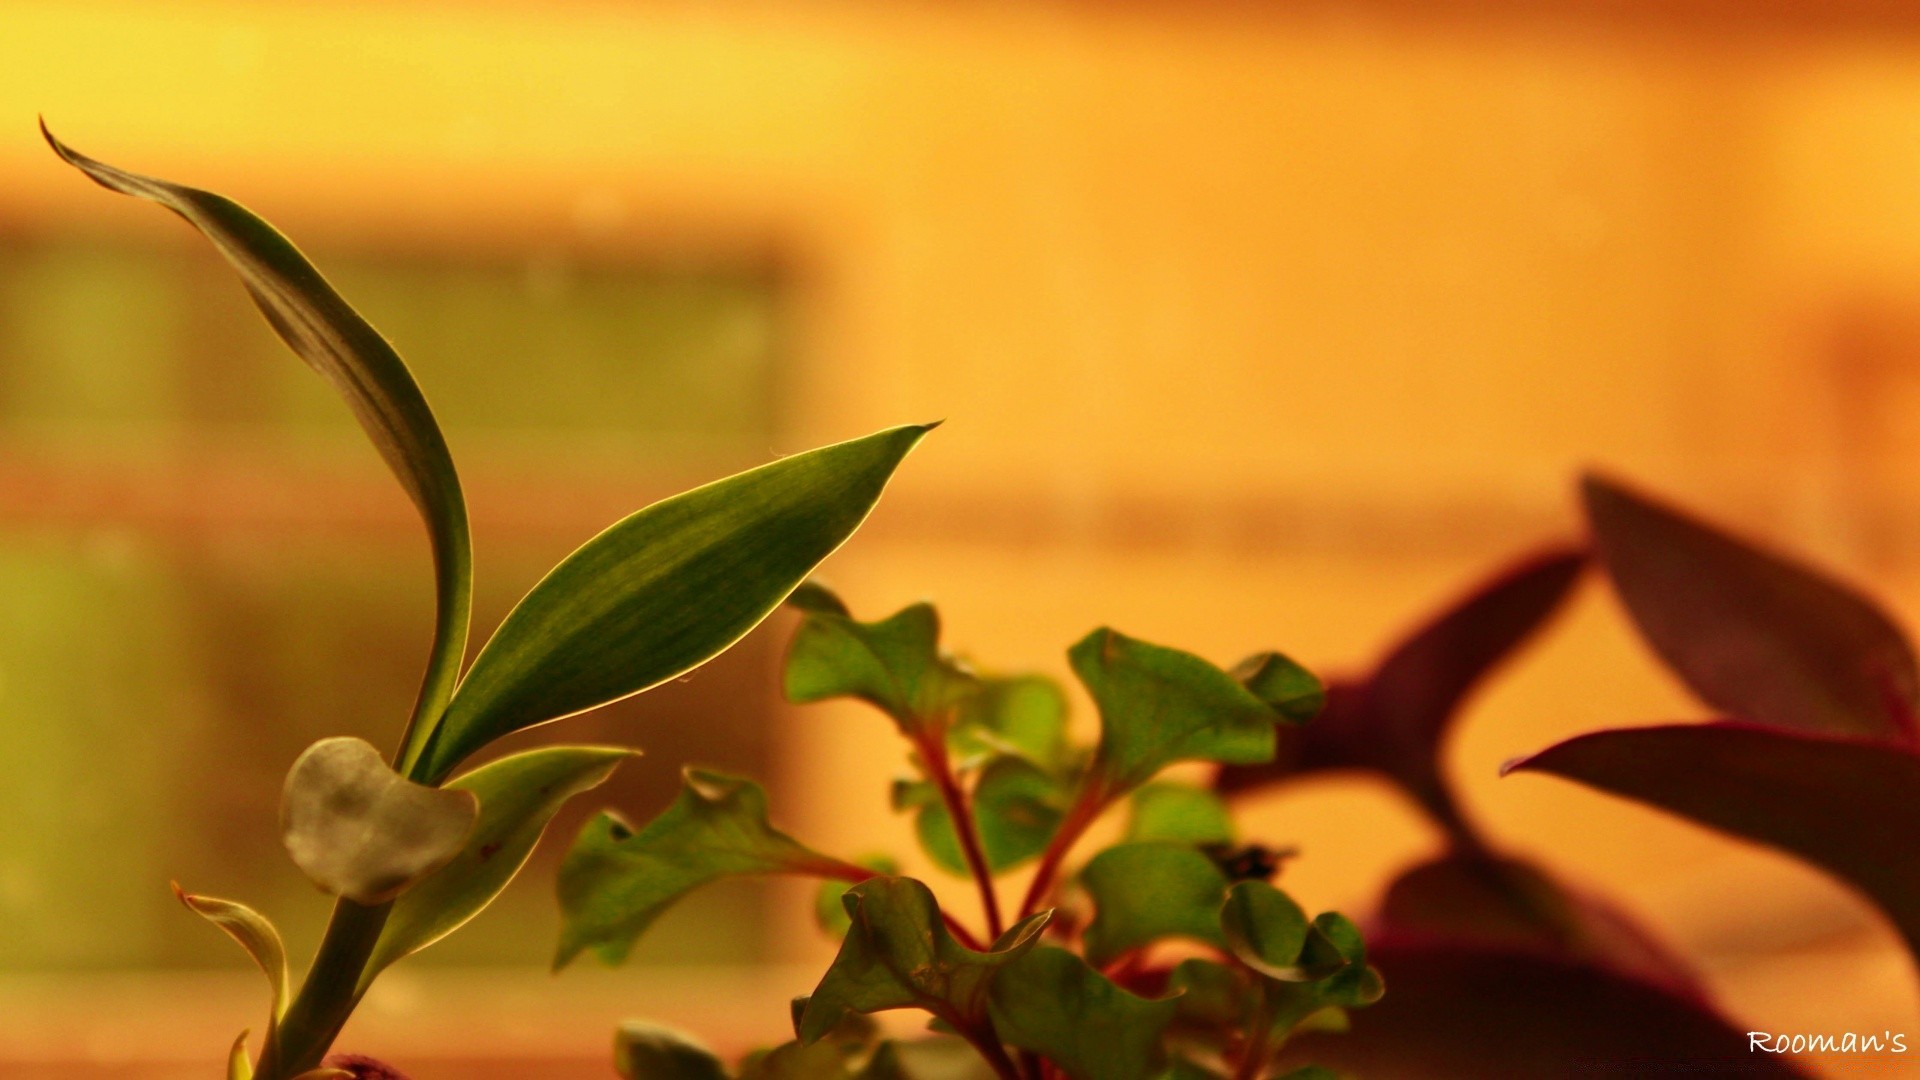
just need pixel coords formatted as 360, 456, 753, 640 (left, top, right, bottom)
956, 1020, 1024, 1080
1016, 782, 1105, 920
1229, 981, 1275, 1080
919, 733, 1004, 939
256, 897, 393, 1079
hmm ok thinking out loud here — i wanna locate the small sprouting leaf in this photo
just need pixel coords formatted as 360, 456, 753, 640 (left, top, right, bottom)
797, 877, 1048, 1042
1219, 881, 1314, 981
1125, 783, 1234, 845
899, 758, 1070, 874
557, 769, 859, 968
954, 675, 1071, 770
1506, 721, 1920, 958
1584, 475, 1919, 741
1080, 842, 1229, 966
986, 946, 1178, 1080
176, 887, 289, 1019
817, 856, 900, 936
421, 424, 934, 781
364, 745, 632, 985
1232, 653, 1324, 724
39, 126, 474, 772
785, 595, 975, 737
1072, 629, 1281, 797
228, 1030, 254, 1080
279, 737, 478, 906
614, 1021, 731, 1080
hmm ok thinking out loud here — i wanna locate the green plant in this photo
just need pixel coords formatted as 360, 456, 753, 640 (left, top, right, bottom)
556, 583, 1381, 1080
41, 123, 929, 1080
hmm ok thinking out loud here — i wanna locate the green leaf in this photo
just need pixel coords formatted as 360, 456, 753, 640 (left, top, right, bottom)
1231, 653, 1324, 724
817, 856, 901, 937
987, 946, 1179, 1080
1219, 881, 1314, 982
176, 886, 289, 1020
1072, 629, 1281, 797
741, 1041, 854, 1080
228, 1030, 254, 1080
279, 737, 478, 906
421, 424, 934, 781
860, 1038, 997, 1080
40, 126, 473, 771
1168, 958, 1246, 1029
900, 758, 1070, 874
364, 745, 631, 985
797, 877, 1049, 1042
1081, 842, 1230, 966
614, 1021, 731, 1080
1126, 783, 1234, 845
785, 593, 975, 737
557, 768, 856, 968
954, 675, 1070, 770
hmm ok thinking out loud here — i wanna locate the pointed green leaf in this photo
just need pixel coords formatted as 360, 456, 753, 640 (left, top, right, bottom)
1231, 652, 1324, 724
41, 126, 472, 770
1126, 783, 1234, 845
364, 745, 632, 985
1081, 842, 1230, 966
901, 758, 1071, 874
279, 737, 478, 906
817, 856, 901, 936
228, 1030, 254, 1080
954, 675, 1071, 770
987, 946, 1178, 1080
557, 768, 856, 968
421, 424, 931, 781
785, 594, 975, 737
798, 877, 1049, 1041
1072, 629, 1281, 797
177, 887, 289, 1020
614, 1021, 731, 1080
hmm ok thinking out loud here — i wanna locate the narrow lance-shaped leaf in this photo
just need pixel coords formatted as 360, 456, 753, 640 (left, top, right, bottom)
229, 1030, 255, 1080
1080, 842, 1229, 966
797, 876, 1049, 1043
1506, 721, 1920, 960
1073, 629, 1283, 798
280, 737, 478, 906
557, 768, 863, 968
1584, 474, 1919, 742
362, 745, 633, 987
986, 946, 1178, 1080
177, 887, 290, 1019
421, 424, 934, 781
785, 591, 977, 738
41, 125, 472, 768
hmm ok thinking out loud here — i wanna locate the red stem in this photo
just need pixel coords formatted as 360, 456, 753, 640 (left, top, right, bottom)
919, 733, 1005, 939
1017, 782, 1105, 920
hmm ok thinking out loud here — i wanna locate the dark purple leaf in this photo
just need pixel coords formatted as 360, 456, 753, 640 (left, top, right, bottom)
1506, 721, 1920, 959
1279, 939, 1813, 1079
1217, 547, 1586, 842
1583, 475, 1920, 743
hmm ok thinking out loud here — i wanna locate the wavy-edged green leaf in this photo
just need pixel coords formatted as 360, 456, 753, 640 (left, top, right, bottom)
898, 757, 1069, 874
422, 424, 932, 781
1081, 842, 1229, 965
1584, 474, 1919, 741
1506, 721, 1920, 958
785, 592, 975, 738
614, 1021, 732, 1080
1219, 881, 1359, 986
1126, 783, 1234, 845
364, 745, 631, 985
558, 768, 859, 968
955, 675, 1071, 770
986, 946, 1178, 1080
41, 126, 472, 769
177, 886, 289, 1019
1231, 652, 1324, 724
1072, 629, 1281, 797
279, 737, 477, 906
817, 855, 900, 937
797, 876, 1049, 1042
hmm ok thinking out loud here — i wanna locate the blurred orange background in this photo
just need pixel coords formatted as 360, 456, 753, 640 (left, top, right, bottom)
2, 0, 1919, 1076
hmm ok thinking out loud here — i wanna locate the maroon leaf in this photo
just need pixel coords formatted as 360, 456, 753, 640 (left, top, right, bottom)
1583, 474, 1920, 743
1376, 851, 1702, 996
1278, 939, 1813, 1079
1506, 721, 1920, 959
1217, 547, 1586, 844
